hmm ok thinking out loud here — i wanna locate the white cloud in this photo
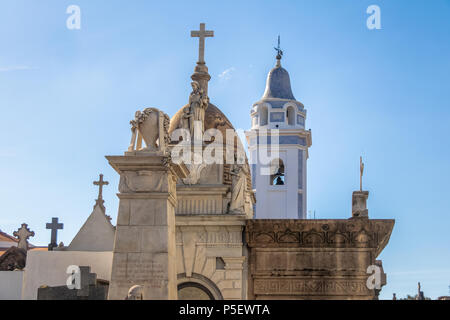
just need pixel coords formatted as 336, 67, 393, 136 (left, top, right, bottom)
0, 65, 36, 72
218, 67, 236, 80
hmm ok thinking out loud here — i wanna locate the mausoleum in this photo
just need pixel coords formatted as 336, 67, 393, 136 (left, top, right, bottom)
12, 23, 394, 300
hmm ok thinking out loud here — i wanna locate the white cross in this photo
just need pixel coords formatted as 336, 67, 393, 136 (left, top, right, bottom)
191, 23, 214, 64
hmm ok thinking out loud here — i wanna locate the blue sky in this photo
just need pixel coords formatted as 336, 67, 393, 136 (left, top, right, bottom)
0, 0, 449, 299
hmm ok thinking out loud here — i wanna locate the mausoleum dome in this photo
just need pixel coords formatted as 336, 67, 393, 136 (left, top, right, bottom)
169, 102, 235, 139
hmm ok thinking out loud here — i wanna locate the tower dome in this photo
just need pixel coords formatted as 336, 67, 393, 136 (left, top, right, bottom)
261, 63, 296, 101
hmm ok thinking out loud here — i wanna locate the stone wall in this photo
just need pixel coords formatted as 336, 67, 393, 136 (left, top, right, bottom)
246, 218, 394, 300
176, 215, 248, 300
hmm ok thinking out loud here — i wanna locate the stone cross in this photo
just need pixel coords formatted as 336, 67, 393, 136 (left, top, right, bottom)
93, 174, 109, 201
46, 217, 63, 251
360, 156, 364, 191
13, 223, 35, 250
191, 23, 214, 64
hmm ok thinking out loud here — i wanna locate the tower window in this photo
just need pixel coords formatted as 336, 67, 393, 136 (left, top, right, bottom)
260, 106, 268, 126
287, 106, 295, 125
270, 158, 285, 186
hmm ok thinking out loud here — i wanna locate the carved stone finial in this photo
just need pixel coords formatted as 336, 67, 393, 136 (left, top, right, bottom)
352, 157, 368, 218
417, 282, 425, 300
127, 108, 170, 154
13, 223, 35, 251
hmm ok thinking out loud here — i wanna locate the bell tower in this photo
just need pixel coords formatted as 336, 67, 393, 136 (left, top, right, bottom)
245, 45, 312, 219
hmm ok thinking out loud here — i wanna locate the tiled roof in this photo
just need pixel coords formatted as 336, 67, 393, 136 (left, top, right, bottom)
0, 230, 18, 243
0, 246, 47, 257
29, 247, 48, 252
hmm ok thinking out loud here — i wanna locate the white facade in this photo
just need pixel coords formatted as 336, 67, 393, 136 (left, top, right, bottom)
22, 250, 113, 300
246, 57, 312, 219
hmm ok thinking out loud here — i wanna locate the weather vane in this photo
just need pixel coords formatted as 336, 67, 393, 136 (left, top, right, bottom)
274, 35, 283, 60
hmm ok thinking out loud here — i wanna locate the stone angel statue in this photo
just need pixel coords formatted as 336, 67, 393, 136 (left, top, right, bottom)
189, 81, 209, 141
229, 163, 248, 213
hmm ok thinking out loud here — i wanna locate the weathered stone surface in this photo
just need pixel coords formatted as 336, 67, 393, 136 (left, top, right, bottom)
37, 266, 108, 300
37, 284, 108, 300
352, 191, 369, 218
0, 247, 27, 271
107, 154, 188, 300
246, 219, 394, 300
176, 216, 248, 300
13, 224, 34, 251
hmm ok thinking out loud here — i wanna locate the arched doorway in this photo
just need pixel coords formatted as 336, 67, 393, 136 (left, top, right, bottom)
178, 282, 215, 300
177, 273, 223, 300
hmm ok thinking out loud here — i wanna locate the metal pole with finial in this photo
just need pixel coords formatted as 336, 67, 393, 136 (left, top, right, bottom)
274, 35, 283, 66
360, 156, 364, 191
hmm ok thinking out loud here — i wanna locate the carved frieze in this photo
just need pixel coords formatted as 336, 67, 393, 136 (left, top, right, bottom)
247, 219, 394, 299
253, 278, 372, 296
246, 219, 394, 252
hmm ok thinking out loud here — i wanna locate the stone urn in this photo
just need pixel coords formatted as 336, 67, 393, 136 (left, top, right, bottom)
137, 108, 160, 150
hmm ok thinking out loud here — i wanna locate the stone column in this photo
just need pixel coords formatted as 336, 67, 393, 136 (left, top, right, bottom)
106, 153, 188, 300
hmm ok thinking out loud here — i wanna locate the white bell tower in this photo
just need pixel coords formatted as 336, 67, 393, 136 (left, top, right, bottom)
245, 49, 312, 219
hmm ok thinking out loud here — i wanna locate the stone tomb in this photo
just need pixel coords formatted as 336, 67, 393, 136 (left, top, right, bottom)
246, 218, 394, 300
37, 266, 108, 300
106, 152, 189, 300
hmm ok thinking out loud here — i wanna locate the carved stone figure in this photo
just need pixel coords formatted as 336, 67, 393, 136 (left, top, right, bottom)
189, 81, 209, 140
229, 164, 247, 213
182, 163, 207, 185
128, 108, 170, 152
180, 106, 193, 131
126, 285, 144, 300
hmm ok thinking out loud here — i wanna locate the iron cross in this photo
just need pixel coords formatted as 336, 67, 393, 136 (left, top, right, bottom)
191, 23, 214, 64
46, 217, 63, 251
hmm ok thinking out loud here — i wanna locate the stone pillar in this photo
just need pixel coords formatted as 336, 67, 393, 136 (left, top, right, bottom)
191, 62, 211, 96
352, 191, 369, 218
106, 153, 188, 300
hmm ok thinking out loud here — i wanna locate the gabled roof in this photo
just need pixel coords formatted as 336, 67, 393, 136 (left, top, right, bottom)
67, 202, 115, 251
